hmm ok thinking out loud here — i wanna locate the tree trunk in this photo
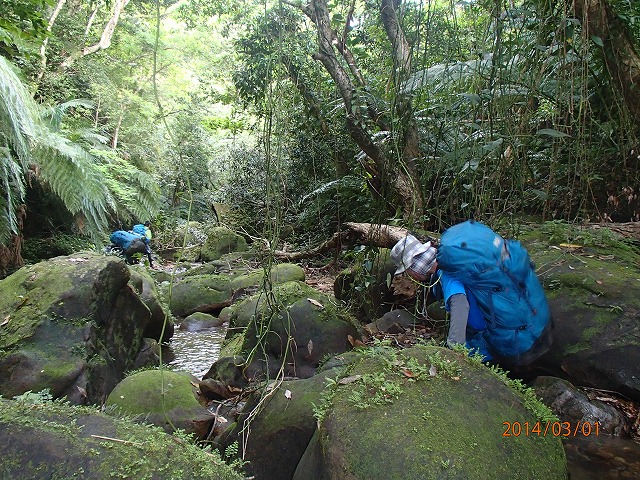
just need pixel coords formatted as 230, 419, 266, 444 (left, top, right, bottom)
0, 205, 26, 279
60, 0, 131, 69
273, 221, 437, 260
380, 0, 424, 219
306, 0, 424, 221
37, 0, 67, 81
573, 0, 640, 122
112, 110, 124, 149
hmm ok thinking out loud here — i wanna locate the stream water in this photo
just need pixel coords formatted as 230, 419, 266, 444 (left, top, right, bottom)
167, 329, 640, 478
164, 326, 227, 379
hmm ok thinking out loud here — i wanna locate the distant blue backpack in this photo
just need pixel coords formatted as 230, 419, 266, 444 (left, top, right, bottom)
110, 230, 147, 255
436, 220, 551, 364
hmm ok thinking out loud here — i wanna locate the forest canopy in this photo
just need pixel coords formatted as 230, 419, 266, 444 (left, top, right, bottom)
0, 0, 638, 274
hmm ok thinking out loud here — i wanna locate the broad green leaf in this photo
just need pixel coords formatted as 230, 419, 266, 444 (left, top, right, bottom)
536, 129, 570, 138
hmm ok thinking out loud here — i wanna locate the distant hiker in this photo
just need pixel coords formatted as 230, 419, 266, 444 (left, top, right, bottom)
109, 230, 148, 265
131, 221, 154, 268
390, 221, 552, 366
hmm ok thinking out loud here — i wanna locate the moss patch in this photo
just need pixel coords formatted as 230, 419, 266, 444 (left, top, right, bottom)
201, 227, 247, 262
106, 370, 201, 415
311, 345, 566, 480
230, 263, 305, 290
0, 398, 243, 480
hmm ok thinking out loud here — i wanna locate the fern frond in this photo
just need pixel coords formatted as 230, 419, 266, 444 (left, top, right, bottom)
299, 175, 365, 205
35, 130, 111, 238
78, 128, 110, 146
92, 151, 160, 223
0, 55, 37, 167
0, 146, 25, 243
42, 99, 95, 132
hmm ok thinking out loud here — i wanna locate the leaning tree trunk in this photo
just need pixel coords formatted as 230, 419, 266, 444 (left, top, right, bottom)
574, 0, 640, 122
60, 0, 131, 70
0, 205, 26, 279
273, 222, 438, 260
306, 0, 424, 221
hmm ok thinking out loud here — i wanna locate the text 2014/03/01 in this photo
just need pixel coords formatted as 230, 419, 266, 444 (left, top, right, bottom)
502, 421, 600, 437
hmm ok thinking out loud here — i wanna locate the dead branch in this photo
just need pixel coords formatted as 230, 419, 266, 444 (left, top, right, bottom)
272, 220, 639, 262
273, 222, 437, 260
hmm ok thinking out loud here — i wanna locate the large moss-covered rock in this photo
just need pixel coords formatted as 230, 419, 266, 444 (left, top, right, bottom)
228, 281, 362, 378
201, 227, 247, 262
216, 372, 331, 480
180, 312, 225, 331
168, 263, 306, 319
215, 346, 566, 480
129, 266, 174, 342
0, 253, 154, 405
293, 345, 566, 480
0, 398, 242, 480
168, 274, 235, 318
520, 223, 640, 401
105, 369, 212, 439
230, 263, 305, 290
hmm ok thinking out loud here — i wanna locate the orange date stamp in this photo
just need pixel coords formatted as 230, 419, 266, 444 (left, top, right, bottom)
502, 421, 600, 437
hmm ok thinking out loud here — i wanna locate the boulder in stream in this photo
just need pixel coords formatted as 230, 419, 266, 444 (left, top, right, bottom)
0, 253, 158, 405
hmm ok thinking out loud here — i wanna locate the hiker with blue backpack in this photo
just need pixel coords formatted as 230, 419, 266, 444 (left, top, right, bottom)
131, 221, 154, 268
109, 221, 154, 268
391, 220, 552, 366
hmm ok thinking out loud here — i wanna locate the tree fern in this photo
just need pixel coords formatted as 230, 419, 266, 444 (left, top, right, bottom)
42, 99, 96, 132
92, 149, 160, 225
0, 56, 114, 244
0, 146, 25, 243
0, 56, 36, 243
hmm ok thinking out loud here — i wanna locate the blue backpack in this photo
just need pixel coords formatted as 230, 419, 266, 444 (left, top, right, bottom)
436, 220, 551, 363
110, 230, 147, 254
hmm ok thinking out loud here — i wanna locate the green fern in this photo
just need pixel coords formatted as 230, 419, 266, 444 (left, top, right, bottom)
93, 149, 160, 224
0, 56, 37, 243
0, 56, 112, 244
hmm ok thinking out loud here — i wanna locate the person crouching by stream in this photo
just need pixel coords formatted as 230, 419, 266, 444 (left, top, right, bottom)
390, 234, 489, 358
390, 229, 553, 367
131, 221, 154, 269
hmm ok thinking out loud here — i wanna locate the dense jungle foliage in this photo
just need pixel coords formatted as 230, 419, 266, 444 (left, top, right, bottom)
0, 0, 639, 275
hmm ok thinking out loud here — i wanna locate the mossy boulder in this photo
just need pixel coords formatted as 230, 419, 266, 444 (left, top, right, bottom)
0, 253, 154, 405
226, 281, 362, 379
201, 227, 247, 262
168, 264, 306, 319
168, 275, 236, 318
175, 220, 208, 246
216, 345, 565, 480
105, 369, 212, 439
216, 372, 331, 480
230, 263, 305, 290
520, 223, 640, 401
293, 345, 566, 480
219, 333, 244, 359
180, 312, 225, 331
0, 398, 242, 480
129, 266, 174, 342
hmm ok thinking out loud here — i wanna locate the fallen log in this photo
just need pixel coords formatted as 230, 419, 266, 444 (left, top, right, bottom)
272, 221, 639, 262
273, 222, 438, 261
